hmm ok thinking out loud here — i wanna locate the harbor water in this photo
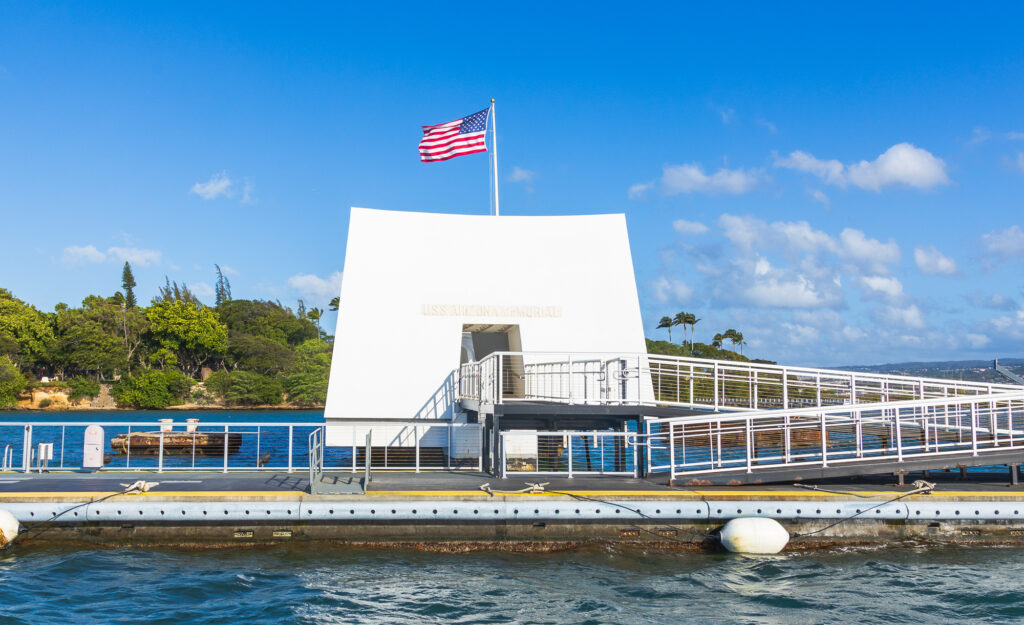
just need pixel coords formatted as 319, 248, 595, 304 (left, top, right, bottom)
1, 544, 1023, 624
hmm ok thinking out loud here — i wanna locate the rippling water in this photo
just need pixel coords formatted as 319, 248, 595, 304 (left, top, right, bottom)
2, 545, 1023, 624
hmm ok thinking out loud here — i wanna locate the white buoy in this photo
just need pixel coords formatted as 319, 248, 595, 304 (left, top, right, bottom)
0, 508, 19, 548
720, 517, 790, 554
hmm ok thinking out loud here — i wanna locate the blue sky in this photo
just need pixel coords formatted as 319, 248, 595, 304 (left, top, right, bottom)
1, 3, 1023, 366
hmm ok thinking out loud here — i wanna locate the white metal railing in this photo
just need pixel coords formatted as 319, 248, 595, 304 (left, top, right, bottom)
500, 430, 638, 478
459, 351, 1020, 412
0, 420, 484, 474
645, 392, 1024, 480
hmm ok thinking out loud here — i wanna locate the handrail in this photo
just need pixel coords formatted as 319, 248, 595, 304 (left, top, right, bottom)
459, 351, 1021, 410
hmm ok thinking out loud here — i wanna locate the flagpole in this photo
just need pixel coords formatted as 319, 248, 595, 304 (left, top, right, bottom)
490, 98, 499, 216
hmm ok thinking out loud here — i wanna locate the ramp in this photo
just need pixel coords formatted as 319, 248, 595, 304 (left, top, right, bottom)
645, 392, 1024, 485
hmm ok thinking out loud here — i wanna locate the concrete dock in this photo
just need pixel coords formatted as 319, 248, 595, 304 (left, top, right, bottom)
3, 470, 1024, 550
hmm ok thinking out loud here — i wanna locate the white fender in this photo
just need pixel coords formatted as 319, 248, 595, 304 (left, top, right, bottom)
720, 517, 789, 554
0, 508, 19, 548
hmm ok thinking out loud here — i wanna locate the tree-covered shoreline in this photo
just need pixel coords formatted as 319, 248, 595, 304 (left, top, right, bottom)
0, 263, 333, 410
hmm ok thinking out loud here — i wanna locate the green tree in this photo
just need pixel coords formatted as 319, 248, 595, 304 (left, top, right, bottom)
156, 277, 203, 307
51, 297, 127, 378
146, 300, 228, 377
711, 333, 725, 349
67, 376, 101, 401
226, 332, 297, 374
306, 307, 323, 336
121, 262, 137, 309
723, 329, 740, 352
216, 300, 318, 346
214, 264, 232, 307
329, 296, 340, 312
205, 370, 284, 406
284, 339, 332, 404
0, 288, 56, 369
672, 311, 688, 346
684, 313, 701, 349
656, 316, 673, 342
0, 355, 27, 408
111, 369, 192, 409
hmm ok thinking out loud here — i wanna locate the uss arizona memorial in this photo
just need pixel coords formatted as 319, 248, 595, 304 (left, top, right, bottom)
321, 207, 1024, 485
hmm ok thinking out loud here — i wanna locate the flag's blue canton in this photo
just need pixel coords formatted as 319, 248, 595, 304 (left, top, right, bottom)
459, 108, 489, 134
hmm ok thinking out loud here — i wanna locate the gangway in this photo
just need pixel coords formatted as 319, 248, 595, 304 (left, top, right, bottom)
645, 392, 1024, 485
459, 351, 1021, 413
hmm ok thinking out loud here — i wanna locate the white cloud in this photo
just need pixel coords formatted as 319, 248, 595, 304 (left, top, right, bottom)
286, 271, 344, 301
842, 326, 867, 342
190, 282, 215, 298
914, 246, 957, 276
672, 219, 709, 235
883, 304, 925, 329
968, 127, 992, 146
809, 188, 830, 207
838, 228, 900, 273
61, 245, 161, 267
718, 215, 837, 255
106, 247, 162, 267
220, 265, 239, 275
628, 182, 653, 199
661, 163, 760, 195
240, 181, 254, 204
860, 275, 904, 299
508, 166, 535, 184
718, 107, 735, 124
781, 322, 820, 345
774, 143, 950, 191
981, 225, 1024, 259
651, 277, 693, 303
1008, 132, 1024, 140
191, 171, 232, 200
757, 119, 777, 134
62, 244, 107, 265
966, 333, 991, 348
745, 275, 828, 308
1017, 152, 1024, 173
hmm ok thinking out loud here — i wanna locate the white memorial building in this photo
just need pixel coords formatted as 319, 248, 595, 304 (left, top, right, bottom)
324, 207, 655, 469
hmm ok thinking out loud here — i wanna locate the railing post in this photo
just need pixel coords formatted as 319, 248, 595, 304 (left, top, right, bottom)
415, 425, 421, 474
689, 364, 694, 406
850, 374, 857, 405
669, 423, 676, 483
21, 425, 31, 473
500, 431, 507, 479
222, 425, 229, 473
498, 354, 504, 404
745, 418, 753, 473
820, 412, 828, 467
287, 425, 293, 473
567, 354, 574, 405
894, 408, 904, 462
158, 429, 165, 473
782, 368, 789, 409
816, 373, 822, 407
713, 362, 720, 411
753, 370, 759, 408
567, 434, 573, 478
971, 403, 979, 456
856, 410, 863, 457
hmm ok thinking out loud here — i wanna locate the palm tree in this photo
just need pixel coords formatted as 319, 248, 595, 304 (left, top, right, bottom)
734, 331, 746, 355
685, 313, 702, 349
673, 311, 688, 346
723, 329, 739, 352
656, 316, 673, 342
329, 296, 340, 312
711, 333, 725, 349
306, 307, 324, 336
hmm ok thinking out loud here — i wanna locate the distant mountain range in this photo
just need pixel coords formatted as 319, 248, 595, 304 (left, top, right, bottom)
835, 358, 1024, 384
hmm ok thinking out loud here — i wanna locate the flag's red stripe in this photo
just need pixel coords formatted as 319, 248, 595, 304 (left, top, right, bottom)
420, 146, 487, 162
420, 138, 486, 157
419, 131, 486, 152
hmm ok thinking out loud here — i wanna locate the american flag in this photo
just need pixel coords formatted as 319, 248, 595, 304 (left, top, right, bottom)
419, 108, 489, 162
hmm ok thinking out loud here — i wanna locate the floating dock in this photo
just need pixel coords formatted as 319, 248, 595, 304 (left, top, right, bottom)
4, 470, 1024, 550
